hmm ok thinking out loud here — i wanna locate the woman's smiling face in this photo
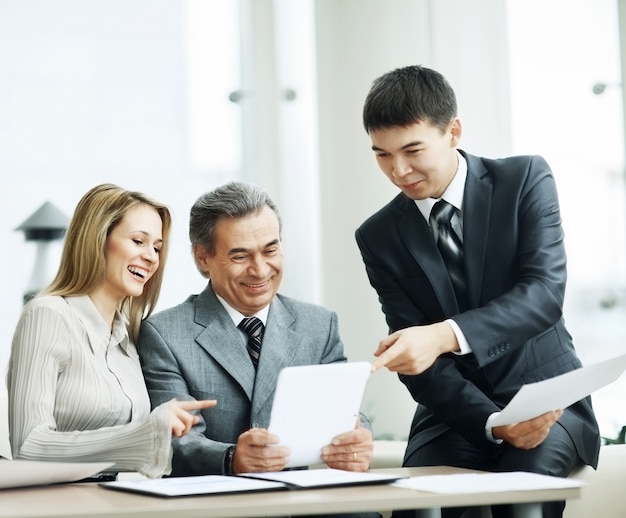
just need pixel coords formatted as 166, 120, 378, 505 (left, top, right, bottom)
102, 204, 163, 301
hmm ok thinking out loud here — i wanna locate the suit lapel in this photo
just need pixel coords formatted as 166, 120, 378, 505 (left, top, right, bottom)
251, 297, 300, 418
462, 152, 492, 308
191, 288, 302, 415
394, 152, 493, 313
395, 195, 460, 314
193, 286, 256, 400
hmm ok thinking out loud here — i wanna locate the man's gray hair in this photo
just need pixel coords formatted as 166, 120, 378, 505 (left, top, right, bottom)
189, 181, 282, 257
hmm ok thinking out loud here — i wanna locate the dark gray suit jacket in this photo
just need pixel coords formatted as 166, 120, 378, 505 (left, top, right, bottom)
355, 151, 600, 468
138, 285, 350, 476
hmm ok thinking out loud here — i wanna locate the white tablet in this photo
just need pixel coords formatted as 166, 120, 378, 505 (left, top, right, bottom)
267, 361, 371, 468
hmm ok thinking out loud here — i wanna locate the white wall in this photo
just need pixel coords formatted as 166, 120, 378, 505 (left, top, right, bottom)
314, 0, 511, 438
507, 0, 626, 439
0, 0, 231, 374
1, 0, 512, 440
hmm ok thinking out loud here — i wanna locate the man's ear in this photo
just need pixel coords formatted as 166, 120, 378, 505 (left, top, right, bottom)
193, 244, 211, 274
450, 117, 462, 146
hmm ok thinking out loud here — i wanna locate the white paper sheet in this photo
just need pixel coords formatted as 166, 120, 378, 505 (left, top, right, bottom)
242, 468, 403, 488
492, 353, 626, 426
0, 459, 114, 489
392, 471, 584, 494
102, 469, 403, 497
102, 475, 286, 497
267, 362, 371, 468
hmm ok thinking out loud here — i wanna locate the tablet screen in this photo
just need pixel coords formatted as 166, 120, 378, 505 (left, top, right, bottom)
267, 361, 371, 468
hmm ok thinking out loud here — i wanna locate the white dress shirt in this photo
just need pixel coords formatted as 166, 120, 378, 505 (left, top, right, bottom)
214, 288, 270, 338
415, 151, 471, 355
7, 295, 173, 477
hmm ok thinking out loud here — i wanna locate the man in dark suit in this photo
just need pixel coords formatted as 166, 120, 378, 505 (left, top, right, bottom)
355, 65, 600, 518
139, 181, 374, 480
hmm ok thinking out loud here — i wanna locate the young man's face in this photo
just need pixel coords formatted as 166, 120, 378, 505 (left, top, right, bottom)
369, 118, 461, 200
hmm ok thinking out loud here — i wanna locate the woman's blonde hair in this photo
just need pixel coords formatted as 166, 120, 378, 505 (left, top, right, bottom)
44, 183, 172, 343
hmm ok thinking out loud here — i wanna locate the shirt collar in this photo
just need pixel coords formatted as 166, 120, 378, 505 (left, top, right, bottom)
65, 295, 131, 354
212, 284, 270, 327
415, 150, 467, 221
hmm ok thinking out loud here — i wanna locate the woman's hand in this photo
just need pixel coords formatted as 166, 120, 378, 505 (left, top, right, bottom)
165, 399, 217, 437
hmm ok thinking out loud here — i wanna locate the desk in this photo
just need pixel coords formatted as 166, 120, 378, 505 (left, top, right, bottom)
0, 467, 580, 518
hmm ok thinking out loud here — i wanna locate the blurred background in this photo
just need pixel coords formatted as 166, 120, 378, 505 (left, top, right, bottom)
1, 0, 625, 442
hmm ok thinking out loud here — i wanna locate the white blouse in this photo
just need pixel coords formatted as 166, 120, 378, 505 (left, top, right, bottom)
7, 295, 172, 478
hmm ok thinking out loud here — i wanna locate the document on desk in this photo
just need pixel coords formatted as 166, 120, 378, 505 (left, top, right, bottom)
101, 469, 404, 497
242, 468, 404, 488
268, 362, 371, 468
393, 471, 584, 494
492, 352, 626, 427
101, 475, 286, 497
0, 459, 114, 489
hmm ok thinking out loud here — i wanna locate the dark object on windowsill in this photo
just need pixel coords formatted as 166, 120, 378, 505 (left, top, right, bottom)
603, 426, 626, 445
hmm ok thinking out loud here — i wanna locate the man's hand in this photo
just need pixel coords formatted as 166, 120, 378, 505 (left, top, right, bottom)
231, 428, 290, 474
320, 419, 374, 472
493, 410, 564, 449
371, 322, 459, 375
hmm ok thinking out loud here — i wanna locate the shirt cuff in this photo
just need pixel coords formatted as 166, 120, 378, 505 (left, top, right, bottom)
223, 445, 237, 475
446, 319, 472, 355
485, 412, 504, 444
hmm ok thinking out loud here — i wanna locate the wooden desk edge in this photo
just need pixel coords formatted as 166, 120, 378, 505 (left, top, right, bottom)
0, 466, 582, 518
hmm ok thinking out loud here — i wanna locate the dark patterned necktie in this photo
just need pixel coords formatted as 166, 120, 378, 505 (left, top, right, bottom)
238, 317, 264, 369
430, 200, 467, 309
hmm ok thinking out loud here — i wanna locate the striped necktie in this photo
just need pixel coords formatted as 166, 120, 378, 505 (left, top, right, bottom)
238, 317, 264, 369
430, 200, 467, 310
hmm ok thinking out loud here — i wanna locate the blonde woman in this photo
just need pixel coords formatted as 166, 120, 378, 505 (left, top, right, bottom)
7, 184, 215, 479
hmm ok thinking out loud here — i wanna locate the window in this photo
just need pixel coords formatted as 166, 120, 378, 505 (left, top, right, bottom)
508, 0, 626, 438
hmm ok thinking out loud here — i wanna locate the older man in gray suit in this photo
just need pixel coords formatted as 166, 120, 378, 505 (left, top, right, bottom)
139, 181, 374, 478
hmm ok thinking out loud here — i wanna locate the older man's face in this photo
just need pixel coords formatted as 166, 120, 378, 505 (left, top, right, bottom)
195, 206, 283, 316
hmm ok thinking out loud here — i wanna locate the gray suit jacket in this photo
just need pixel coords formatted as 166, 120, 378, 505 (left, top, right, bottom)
138, 285, 350, 476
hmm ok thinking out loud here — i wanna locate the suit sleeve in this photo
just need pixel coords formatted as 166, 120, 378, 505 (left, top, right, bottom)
139, 319, 228, 476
